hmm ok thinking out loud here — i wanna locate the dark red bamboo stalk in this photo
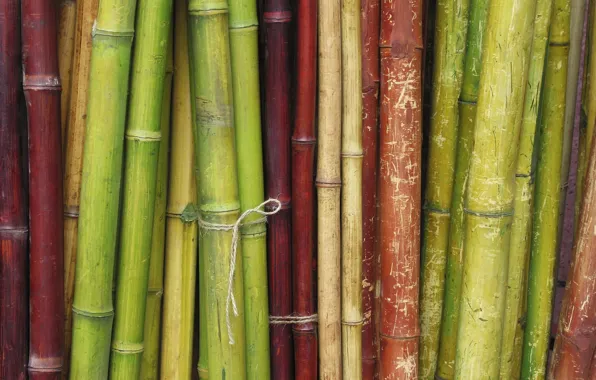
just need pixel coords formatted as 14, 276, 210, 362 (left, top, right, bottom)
21, 1, 64, 379
0, 2, 29, 379
291, 0, 317, 378
378, 0, 423, 378
361, 0, 380, 379
263, 0, 294, 378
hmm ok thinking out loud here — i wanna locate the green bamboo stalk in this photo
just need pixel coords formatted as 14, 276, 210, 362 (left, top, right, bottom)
498, 0, 553, 376
109, 0, 174, 377
453, 0, 538, 373
68, 1, 138, 378
228, 0, 270, 378
139, 29, 174, 380
188, 1, 247, 379
434, 0, 489, 377
419, 0, 469, 374
521, 0, 570, 376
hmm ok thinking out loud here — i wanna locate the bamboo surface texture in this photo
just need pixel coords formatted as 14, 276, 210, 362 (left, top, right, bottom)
0, 1, 28, 378
68, 0, 138, 377
189, 0, 247, 378
292, 0, 318, 378
453, 0, 537, 375
22, 1, 65, 378
57, 0, 76, 149
161, 0, 200, 377
419, 0, 469, 373
317, 0, 343, 377
361, 0, 380, 378
378, 0, 423, 378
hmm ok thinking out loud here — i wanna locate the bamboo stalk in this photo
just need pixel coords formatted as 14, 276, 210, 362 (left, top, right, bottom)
292, 0, 318, 377
68, 0, 138, 377
378, 0, 423, 378
188, 0, 247, 378
418, 0, 469, 373
57, 0, 76, 149
317, 0, 343, 377
453, 0, 537, 374
434, 0, 489, 377
139, 28, 174, 380
498, 0, 553, 376
361, 0, 380, 378
22, 1, 64, 378
0, 1, 28, 378
161, 0, 200, 377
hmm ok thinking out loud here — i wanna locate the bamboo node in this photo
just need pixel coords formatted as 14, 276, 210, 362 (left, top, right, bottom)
463, 208, 514, 218
341, 318, 364, 326
125, 129, 162, 142
198, 198, 282, 344
71, 306, 114, 319
91, 20, 134, 39
269, 314, 318, 324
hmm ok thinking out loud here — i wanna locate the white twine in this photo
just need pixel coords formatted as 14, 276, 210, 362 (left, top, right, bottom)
269, 314, 318, 325
198, 198, 282, 345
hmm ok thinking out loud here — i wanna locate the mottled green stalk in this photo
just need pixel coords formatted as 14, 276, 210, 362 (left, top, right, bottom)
228, 0, 270, 378
521, 0, 570, 377
453, 0, 537, 374
188, 0, 247, 378
435, 0, 488, 377
498, 0, 552, 376
419, 0, 469, 374
68, 1, 138, 378
139, 30, 174, 380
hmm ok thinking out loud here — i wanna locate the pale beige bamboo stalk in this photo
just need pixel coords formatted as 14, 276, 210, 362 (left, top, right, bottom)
57, 0, 76, 149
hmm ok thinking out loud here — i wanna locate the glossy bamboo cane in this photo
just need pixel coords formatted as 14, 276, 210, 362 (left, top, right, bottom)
57, 0, 76, 149
0, 1, 28, 378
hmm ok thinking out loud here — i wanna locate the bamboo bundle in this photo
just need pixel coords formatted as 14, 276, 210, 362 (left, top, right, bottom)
548, 131, 596, 379
361, 0, 380, 378
22, 1, 65, 378
317, 0, 342, 377
161, 0, 200, 377
453, 0, 537, 375
68, 0, 138, 377
188, 0, 247, 378
57, 0, 76, 148
434, 0, 489, 377
228, 0, 271, 377
378, 0, 423, 377
139, 29, 174, 380
292, 0, 318, 378
418, 0, 469, 373
498, 0, 553, 376
262, 0, 294, 377
0, 1, 28, 378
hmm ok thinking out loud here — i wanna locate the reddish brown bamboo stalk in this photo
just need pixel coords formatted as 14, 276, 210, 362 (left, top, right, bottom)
548, 130, 596, 380
378, 0, 423, 378
21, 1, 64, 379
263, 0, 294, 378
0, 1, 28, 379
291, 0, 317, 378
361, 0, 380, 379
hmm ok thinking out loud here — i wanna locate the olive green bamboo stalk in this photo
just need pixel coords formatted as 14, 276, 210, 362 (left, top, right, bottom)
521, 1, 570, 376
57, 0, 76, 149
68, 0, 138, 378
453, 0, 537, 374
341, 0, 363, 378
498, 0, 553, 376
139, 30, 174, 380
434, 0, 488, 377
228, 0, 270, 378
188, 1, 247, 379
419, 0, 469, 374
109, 1, 173, 377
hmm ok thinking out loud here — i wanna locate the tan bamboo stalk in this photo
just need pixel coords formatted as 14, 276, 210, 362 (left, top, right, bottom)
317, 0, 343, 377
62, 0, 99, 377
57, 0, 76, 148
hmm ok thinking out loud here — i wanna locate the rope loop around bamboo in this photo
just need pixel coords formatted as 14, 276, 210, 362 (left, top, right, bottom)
198, 198, 282, 345
269, 314, 318, 324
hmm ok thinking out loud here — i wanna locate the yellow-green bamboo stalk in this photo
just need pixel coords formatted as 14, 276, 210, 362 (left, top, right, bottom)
228, 0, 270, 378
419, 0, 469, 374
68, 0, 138, 377
521, 0, 570, 376
188, 1, 247, 378
453, 0, 538, 374
57, 0, 76, 149
341, 0, 363, 378
139, 29, 174, 380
